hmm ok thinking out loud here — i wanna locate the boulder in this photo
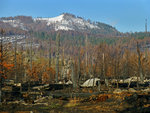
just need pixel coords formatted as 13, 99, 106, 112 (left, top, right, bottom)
65, 80, 72, 85
81, 78, 100, 87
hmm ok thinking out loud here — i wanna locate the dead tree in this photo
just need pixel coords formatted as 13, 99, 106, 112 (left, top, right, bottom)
49, 37, 52, 67
20, 45, 24, 92
0, 29, 5, 103
124, 50, 130, 87
77, 39, 81, 88
114, 45, 121, 89
55, 33, 60, 83
103, 53, 109, 90
137, 42, 144, 85
28, 34, 33, 92
14, 36, 17, 83
71, 61, 77, 88
85, 35, 88, 67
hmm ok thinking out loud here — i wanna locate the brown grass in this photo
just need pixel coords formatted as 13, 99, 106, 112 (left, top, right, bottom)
64, 97, 80, 107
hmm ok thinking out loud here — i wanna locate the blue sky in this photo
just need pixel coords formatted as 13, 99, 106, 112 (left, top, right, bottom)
0, 0, 150, 33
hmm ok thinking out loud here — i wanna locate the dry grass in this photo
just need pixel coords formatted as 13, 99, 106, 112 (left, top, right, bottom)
15, 112, 32, 113
64, 97, 80, 107
77, 101, 124, 113
0, 112, 9, 113
144, 104, 150, 108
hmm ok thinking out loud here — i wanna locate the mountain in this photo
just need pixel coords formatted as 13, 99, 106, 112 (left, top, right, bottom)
34, 13, 99, 31
0, 13, 120, 36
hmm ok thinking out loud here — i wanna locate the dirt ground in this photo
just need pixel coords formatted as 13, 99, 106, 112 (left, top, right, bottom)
0, 90, 150, 113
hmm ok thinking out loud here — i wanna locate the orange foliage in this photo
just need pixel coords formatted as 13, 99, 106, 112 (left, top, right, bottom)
3, 62, 14, 70
106, 66, 113, 77
42, 72, 49, 84
27, 67, 40, 81
0, 60, 14, 79
45, 67, 56, 82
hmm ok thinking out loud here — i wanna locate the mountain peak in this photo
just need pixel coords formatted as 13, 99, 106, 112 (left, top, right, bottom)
33, 13, 99, 31
62, 13, 76, 18
34, 14, 64, 23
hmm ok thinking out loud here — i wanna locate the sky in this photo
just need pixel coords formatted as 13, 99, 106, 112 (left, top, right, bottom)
0, 0, 150, 33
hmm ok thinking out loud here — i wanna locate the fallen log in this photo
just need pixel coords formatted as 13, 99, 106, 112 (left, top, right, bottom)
46, 84, 72, 91
50, 92, 101, 100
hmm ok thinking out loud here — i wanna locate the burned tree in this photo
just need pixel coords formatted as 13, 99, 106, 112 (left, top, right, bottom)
49, 37, 52, 67
0, 29, 4, 103
85, 35, 88, 67
14, 36, 17, 83
77, 39, 81, 88
55, 33, 60, 83
0, 29, 13, 103
71, 60, 77, 88
137, 42, 144, 84
27, 33, 33, 92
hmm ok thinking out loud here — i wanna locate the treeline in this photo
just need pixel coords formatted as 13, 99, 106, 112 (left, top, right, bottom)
0, 28, 150, 88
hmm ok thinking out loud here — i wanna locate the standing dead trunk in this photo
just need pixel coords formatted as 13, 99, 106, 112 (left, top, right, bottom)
114, 58, 119, 89
14, 36, 17, 83
91, 58, 95, 90
77, 40, 81, 88
49, 38, 52, 67
49, 38, 52, 83
116, 58, 121, 89
137, 42, 144, 88
28, 35, 33, 93
71, 61, 76, 88
125, 50, 130, 88
103, 53, 108, 88
85, 35, 88, 67
62, 47, 65, 82
20, 45, 24, 93
0, 29, 5, 103
97, 80, 101, 92
55, 33, 60, 83
84, 35, 89, 81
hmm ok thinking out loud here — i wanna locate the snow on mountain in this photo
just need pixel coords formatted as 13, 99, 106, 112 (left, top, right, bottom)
33, 13, 100, 31
0, 13, 118, 35
1, 19, 27, 31
34, 14, 64, 23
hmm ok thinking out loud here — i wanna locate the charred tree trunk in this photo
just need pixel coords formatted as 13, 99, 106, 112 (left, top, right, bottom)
71, 61, 76, 88
103, 53, 109, 90
49, 38, 52, 67
125, 50, 130, 88
14, 36, 17, 83
55, 33, 60, 83
20, 45, 24, 93
137, 42, 144, 88
49, 38, 52, 83
0, 29, 5, 103
85, 35, 88, 67
77, 40, 81, 88
28, 35, 33, 93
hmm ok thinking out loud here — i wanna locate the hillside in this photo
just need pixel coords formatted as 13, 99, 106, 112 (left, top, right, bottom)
0, 13, 120, 37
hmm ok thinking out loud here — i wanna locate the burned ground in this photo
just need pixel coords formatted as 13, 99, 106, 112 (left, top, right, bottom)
0, 84, 150, 113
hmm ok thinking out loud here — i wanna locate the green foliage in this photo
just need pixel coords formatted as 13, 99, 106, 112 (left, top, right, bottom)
130, 32, 150, 38
33, 31, 50, 40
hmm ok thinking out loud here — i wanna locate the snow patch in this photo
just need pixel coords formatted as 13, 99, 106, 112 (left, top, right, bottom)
34, 14, 64, 24
34, 14, 100, 31
1, 19, 27, 30
55, 25, 73, 31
